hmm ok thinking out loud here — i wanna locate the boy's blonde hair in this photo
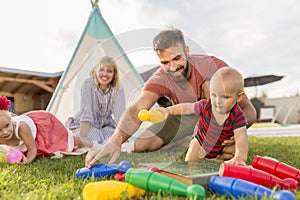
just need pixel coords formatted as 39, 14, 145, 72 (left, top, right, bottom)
212, 67, 244, 94
89, 56, 120, 89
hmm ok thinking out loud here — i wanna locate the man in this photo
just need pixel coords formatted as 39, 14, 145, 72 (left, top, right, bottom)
85, 28, 256, 167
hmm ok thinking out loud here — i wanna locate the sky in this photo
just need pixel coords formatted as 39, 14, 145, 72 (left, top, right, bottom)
0, 0, 299, 98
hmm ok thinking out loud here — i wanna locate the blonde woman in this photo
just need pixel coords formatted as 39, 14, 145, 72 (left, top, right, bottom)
66, 56, 125, 148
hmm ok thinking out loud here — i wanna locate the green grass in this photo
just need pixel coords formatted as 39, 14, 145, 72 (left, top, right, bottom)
0, 136, 300, 200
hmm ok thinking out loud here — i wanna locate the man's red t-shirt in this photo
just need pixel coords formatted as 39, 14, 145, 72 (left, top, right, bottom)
143, 54, 228, 105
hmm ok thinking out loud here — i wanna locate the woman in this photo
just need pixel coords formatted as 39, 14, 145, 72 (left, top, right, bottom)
66, 56, 125, 148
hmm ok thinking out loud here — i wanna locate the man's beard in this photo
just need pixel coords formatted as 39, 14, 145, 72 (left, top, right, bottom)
167, 64, 188, 83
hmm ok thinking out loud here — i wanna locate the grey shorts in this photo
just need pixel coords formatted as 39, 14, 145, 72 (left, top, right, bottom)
146, 114, 198, 145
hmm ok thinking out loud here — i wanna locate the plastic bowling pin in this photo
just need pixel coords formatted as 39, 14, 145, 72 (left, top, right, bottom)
125, 168, 205, 200
113, 165, 161, 182
209, 175, 296, 200
76, 160, 131, 178
252, 155, 300, 183
138, 109, 164, 123
137, 165, 161, 173
219, 163, 298, 190
83, 180, 145, 200
113, 172, 126, 181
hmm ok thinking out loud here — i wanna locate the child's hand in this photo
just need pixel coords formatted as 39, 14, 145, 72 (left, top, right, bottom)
21, 155, 28, 164
224, 157, 246, 166
156, 107, 169, 120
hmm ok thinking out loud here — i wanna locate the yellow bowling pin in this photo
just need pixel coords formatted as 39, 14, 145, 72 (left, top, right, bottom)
83, 180, 145, 200
138, 109, 164, 123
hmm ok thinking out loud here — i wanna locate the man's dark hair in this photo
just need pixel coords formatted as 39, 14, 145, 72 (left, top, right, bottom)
153, 28, 186, 51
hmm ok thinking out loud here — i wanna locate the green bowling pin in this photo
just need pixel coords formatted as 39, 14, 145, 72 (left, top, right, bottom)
125, 168, 205, 200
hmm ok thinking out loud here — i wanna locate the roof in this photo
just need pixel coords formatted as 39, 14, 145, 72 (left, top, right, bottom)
0, 64, 159, 96
139, 65, 160, 82
0, 66, 63, 95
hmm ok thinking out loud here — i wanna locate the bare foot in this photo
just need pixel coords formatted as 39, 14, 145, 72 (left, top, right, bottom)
74, 136, 93, 148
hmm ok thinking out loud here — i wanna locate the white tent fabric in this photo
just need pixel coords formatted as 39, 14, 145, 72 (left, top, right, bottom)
47, 3, 144, 124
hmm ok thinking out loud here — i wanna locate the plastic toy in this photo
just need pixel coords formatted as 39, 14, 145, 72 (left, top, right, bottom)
113, 166, 161, 182
252, 155, 300, 183
137, 165, 161, 173
76, 160, 131, 178
125, 168, 205, 200
6, 149, 23, 164
138, 109, 164, 123
209, 175, 296, 200
113, 172, 126, 181
82, 180, 145, 200
219, 163, 298, 190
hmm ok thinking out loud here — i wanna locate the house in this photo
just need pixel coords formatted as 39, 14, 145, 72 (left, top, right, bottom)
263, 96, 300, 124
0, 64, 160, 115
0, 66, 62, 114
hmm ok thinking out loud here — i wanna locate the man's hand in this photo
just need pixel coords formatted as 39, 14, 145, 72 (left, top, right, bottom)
217, 139, 235, 161
85, 141, 121, 168
222, 136, 235, 146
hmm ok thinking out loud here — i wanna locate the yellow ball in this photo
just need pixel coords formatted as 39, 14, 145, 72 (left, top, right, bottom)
138, 109, 150, 121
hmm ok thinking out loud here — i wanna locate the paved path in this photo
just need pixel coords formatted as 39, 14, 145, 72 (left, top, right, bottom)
248, 124, 300, 137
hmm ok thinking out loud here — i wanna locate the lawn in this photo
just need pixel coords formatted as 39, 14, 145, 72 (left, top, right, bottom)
0, 136, 299, 200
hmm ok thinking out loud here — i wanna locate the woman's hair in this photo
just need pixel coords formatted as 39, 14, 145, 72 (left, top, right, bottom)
89, 56, 120, 89
153, 27, 186, 52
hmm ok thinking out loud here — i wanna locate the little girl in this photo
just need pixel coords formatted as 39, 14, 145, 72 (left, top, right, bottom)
0, 96, 75, 164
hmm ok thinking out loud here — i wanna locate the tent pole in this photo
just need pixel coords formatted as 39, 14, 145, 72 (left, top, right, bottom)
90, 0, 99, 6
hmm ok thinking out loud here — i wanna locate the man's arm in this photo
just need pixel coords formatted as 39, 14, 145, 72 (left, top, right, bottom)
85, 90, 159, 167
237, 94, 257, 127
109, 91, 159, 146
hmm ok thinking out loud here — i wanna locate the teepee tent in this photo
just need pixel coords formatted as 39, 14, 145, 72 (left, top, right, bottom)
46, 2, 144, 123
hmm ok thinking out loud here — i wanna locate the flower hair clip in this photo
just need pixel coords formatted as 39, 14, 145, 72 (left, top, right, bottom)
0, 96, 11, 111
